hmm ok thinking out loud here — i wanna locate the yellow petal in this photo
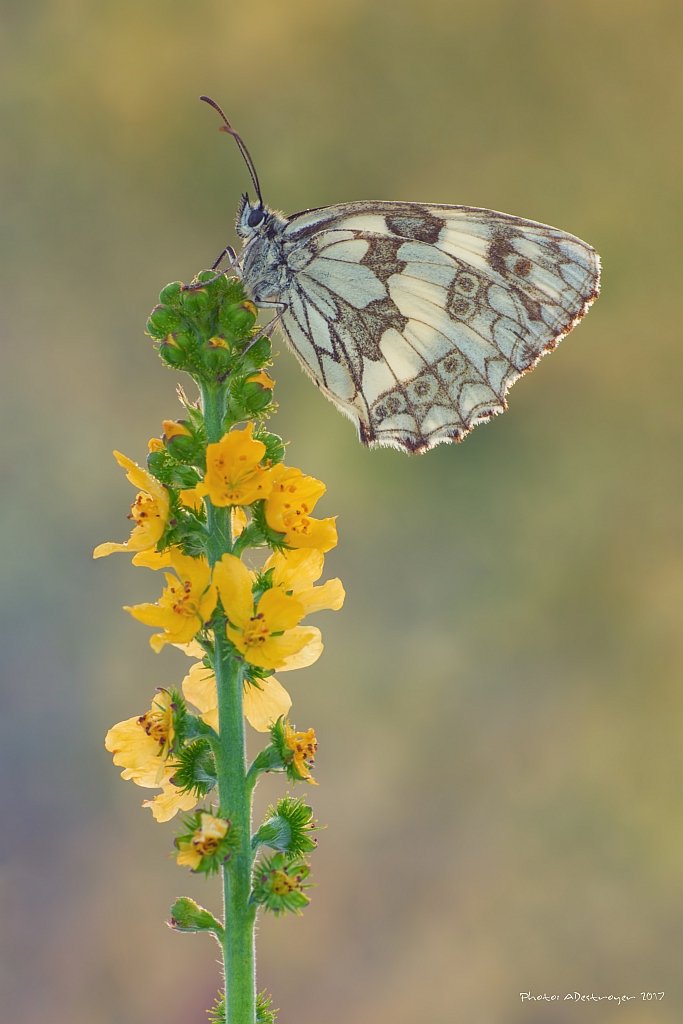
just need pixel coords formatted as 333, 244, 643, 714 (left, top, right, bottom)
278, 627, 323, 671
297, 578, 346, 615
175, 640, 206, 659
178, 486, 205, 513
176, 839, 202, 870
285, 516, 338, 552
182, 662, 219, 731
231, 506, 249, 540
200, 423, 273, 506
256, 588, 304, 632
265, 548, 324, 589
244, 626, 317, 670
93, 540, 130, 558
162, 419, 192, 439
144, 785, 198, 822
213, 553, 255, 628
132, 549, 173, 570
243, 676, 292, 732
105, 716, 166, 787
113, 450, 169, 507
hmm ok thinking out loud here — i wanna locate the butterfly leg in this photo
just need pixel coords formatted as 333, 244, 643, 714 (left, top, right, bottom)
183, 247, 243, 292
211, 244, 238, 271
242, 301, 287, 354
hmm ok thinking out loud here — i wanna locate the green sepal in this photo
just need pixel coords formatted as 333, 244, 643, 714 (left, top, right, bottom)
253, 796, 319, 856
167, 688, 190, 749
251, 852, 312, 916
208, 989, 277, 1024
159, 508, 208, 559
252, 567, 275, 604
248, 739, 287, 780
147, 446, 203, 488
231, 521, 270, 557
168, 897, 223, 938
256, 991, 278, 1024
254, 428, 286, 465
250, 501, 289, 551
170, 738, 217, 798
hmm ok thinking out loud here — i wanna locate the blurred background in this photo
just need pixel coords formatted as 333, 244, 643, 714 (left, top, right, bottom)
2, 2, 683, 1022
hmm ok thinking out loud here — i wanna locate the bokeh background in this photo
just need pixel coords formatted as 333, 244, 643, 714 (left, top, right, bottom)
2, 2, 683, 1022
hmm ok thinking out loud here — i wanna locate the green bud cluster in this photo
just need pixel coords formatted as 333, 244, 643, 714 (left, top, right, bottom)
146, 274, 277, 426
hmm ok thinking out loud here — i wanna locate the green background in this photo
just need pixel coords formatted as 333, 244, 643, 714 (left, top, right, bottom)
3, 2, 683, 1022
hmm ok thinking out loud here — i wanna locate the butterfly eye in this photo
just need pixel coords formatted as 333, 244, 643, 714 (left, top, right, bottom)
247, 207, 265, 228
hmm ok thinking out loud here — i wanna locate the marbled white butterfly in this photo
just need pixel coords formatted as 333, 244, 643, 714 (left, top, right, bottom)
200, 97, 600, 454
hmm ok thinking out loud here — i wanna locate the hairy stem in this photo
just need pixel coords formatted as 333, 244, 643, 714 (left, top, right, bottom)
214, 635, 256, 1024
201, 381, 255, 1023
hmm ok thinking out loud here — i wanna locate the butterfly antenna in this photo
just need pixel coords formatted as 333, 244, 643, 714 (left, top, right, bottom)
199, 95, 264, 206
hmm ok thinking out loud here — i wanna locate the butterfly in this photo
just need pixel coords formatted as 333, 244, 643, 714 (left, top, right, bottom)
200, 97, 600, 454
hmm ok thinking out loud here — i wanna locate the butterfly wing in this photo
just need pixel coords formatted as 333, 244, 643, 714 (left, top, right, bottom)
277, 202, 600, 452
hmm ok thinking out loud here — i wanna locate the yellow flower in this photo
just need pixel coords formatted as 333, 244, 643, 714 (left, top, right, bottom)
264, 465, 337, 552
284, 722, 318, 785
125, 548, 217, 652
264, 548, 345, 615
176, 812, 230, 870
93, 451, 169, 558
189, 422, 273, 507
104, 691, 197, 822
213, 554, 315, 670
181, 658, 293, 733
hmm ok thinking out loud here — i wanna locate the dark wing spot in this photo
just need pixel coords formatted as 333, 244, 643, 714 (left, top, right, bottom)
487, 231, 516, 276
514, 258, 532, 276
360, 237, 407, 285
334, 298, 408, 362
385, 208, 443, 244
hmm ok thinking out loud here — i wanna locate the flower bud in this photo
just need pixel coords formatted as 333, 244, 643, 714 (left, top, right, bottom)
241, 335, 272, 369
159, 337, 188, 368
242, 372, 275, 414
146, 304, 182, 340
169, 897, 223, 936
181, 288, 211, 316
219, 300, 257, 336
159, 281, 183, 307
163, 419, 198, 461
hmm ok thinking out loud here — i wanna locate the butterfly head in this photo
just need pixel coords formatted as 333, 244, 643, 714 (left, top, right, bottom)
235, 192, 268, 238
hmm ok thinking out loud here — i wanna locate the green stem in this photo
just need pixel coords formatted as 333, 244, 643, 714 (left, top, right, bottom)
201, 382, 232, 561
201, 381, 255, 1023
214, 635, 256, 1024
